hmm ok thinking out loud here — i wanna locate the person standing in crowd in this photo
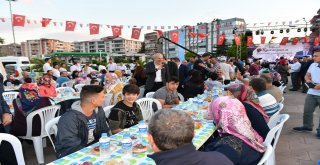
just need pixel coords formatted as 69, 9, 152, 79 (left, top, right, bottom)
144, 53, 178, 95
70, 61, 82, 73
250, 78, 280, 117
171, 57, 188, 94
153, 77, 180, 108
107, 58, 117, 73
293, 50, 320, 138
276, 58, 289, 85
59, 63, 68, 72
248, 58, 260, 76
299, 56, 313, 93
219, 57, 234, 85
55, 85, 111, 158
108, 84, 143, 134
52, 62, 60, 80
289, 57, 301, 91
82, 63, 94, 76
129, 60, 137, 74
205, 97, 265, 165
209, 56, 220, 73
133, 66, 147, 87
56, 71, 70, 87
43, 58, 52, 73
147, 110, 233, 165
193, 53, 212, 80
186, 55, 196, 70
0, 73, 16, 165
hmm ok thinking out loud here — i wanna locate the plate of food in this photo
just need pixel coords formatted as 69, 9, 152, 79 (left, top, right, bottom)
186, 111, 198, 116
194, 120, 203, 129
90, 144, 117, 155
103, 159, 130, 165
132, 143, 148, 154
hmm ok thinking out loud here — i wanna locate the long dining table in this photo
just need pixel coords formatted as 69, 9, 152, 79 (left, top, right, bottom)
48, 96, 215, 165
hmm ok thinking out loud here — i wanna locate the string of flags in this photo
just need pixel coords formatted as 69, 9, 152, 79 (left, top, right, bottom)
0, 14, 181, 40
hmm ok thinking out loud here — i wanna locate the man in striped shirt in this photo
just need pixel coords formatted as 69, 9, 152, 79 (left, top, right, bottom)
249, 78, 280, 116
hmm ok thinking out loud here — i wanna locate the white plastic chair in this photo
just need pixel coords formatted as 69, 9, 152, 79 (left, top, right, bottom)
74, 84, 86, 93
2, 91, 19, 104
279, 96, 284, 104
0, 133, 26, 165
136, 98, 162, 121
268, 103, 284, 128
18, 105, 61, 164
113, 92, 124, 105
178, 93, 184, 102
104, 93, 114, 107
265, 114, 290, 149
257, 144, 274, 165
61, 80, 74, 88
139, 86, 145, 99
146, 92, 155, 98
103, 105, 114, 118
56, 87, 76, 94
45, 116, 61, 151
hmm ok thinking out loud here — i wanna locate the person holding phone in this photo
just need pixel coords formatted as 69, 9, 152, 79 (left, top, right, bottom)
293, 49, 320, 138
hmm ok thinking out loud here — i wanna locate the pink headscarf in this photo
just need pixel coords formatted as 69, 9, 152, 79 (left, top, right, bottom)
208, 96, 266, 153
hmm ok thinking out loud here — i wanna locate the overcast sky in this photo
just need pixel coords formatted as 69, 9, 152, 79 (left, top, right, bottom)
0, 0, 319, 44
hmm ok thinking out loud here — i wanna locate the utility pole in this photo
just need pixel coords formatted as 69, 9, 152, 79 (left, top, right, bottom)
7, 0, 17, 56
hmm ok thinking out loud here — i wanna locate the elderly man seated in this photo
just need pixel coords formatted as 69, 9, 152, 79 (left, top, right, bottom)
147, 110, 233, 165
260, 74, 283, 103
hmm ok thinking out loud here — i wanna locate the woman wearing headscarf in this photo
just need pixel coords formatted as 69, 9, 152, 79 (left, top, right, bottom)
105, 73, 124, 104
224, 84, 270, 139
114, 70, 125, 82
272, 72, 282, 87
11, 78, 52, 136
276, 59, 289, 85
37, 72, 57, 97
205, 96, 265, 165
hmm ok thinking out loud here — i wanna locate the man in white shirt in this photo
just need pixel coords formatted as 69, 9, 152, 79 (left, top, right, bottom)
70, 61, 82, 73
293, 50, 320, 138
52, 62, 60, 79
43, 58, 52, 73
129, 61, 137, 74
117, 63, 127, 71
219, 57, 233, 85
107, 59, 117, 73
289, 57, 301, 91
98, 64, 106, 72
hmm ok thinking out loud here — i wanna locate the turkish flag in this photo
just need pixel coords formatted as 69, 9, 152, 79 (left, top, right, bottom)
280, 37, 289, 45
186, 26, 193, 30
314, 36, 320, 46
65, 21, 76, 31
217, 34, 225, 45
201, 25, 206, 29
234, 35, 241, 46
89, 23, 100, 35
12, 14, 25, 27
131, 28, 141, 40
188, 32, 197, 38
304, 36, 310, 43
111, 26, 122, 37
198, 33, 209, 39
41, 18, 51, 27
261, 36, 266, 44
291, 37, 300, 45
171, 31, 179, 43
247, 36, 253, 46
154, 30, 163, 37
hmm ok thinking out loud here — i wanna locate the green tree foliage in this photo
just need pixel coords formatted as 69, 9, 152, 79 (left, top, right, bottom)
185, 51, 197, 61
226, 34, 248, 60
138, 42, 146, 53
0, 37, 4, 44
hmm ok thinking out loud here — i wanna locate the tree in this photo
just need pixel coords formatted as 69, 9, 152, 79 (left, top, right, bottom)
138, 42, 146, 53
226, 34, 248, 60
185, 51, 197, 61
0, 37, 4, 44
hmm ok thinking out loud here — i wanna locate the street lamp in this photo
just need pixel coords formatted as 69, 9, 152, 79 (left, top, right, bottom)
7, 0, 18, 56
303, 17, 308, 36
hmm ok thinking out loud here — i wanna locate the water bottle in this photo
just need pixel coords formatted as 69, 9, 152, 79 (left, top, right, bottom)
121, 136, 132, 158
99, 133, 110, 158
138, 123, 148, 141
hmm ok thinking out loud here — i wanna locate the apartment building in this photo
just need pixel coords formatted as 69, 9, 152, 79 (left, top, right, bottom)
0, 43, 22, 56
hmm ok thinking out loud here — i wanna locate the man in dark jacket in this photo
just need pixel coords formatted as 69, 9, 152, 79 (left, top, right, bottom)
147, 110, 233, 165
144, 53, 178, 96
55, 85, 111, 158
193, 52, 212, 80
0, 73, 16, 164
171, 57, 189, 94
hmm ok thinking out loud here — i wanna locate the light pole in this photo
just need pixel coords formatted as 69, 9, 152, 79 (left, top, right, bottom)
303, 17, 308, 36
99, 50, 102, 62
7, 0, 17, 56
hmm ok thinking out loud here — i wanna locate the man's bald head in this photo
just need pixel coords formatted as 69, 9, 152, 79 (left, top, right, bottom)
154, 53, 164, 65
